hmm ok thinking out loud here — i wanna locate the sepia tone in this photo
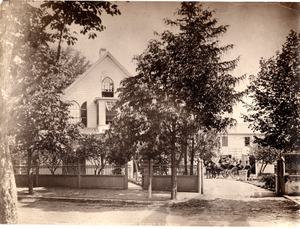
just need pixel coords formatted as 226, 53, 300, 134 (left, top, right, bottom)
1, 1, 299, 227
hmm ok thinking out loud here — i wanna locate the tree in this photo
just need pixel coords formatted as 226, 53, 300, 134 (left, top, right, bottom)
77, 133, 109, 175
0, 2, 45, 223
130, 2, 243, 199
193, 129, 220, 163
10, 42, 92, 190
0, 1, 120, 223
244, 31, 300, 153
40, 1, 120, 61
249, 144, 281, 174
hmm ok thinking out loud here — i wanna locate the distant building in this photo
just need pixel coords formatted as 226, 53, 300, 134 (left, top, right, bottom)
220, 123, 274, 174
220, 123, 258, 163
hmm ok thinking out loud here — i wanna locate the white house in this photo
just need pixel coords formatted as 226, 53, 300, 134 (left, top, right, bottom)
61, 48, 131, 134
220, 123, 256, 162
220, 123, 274, 174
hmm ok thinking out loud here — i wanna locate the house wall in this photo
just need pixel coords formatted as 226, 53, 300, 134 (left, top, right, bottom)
61, 53, 128, 130
220, 134, 253, 160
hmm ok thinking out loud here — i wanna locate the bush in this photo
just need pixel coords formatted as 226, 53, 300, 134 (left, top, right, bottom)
258, 173, 275, 188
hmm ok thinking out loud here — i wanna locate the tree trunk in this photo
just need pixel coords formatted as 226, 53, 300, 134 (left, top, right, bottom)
133, 159, 139, 181
260, 162, 268, 174
184, 140, 188, 175
171, 126, 177, 200
190, 137, 195, 175
0, 6, 18, 221
0, 137, 18, 223
27, 149, 33, 195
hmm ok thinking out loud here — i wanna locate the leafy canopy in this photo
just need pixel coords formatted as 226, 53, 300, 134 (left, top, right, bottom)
133, 2, 244, 131
244, 31, 300, 152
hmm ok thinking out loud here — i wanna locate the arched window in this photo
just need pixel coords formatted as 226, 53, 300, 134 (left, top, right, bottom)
69, 101, 80, 124
102, 77, 114, 97
81, 102, 87, 127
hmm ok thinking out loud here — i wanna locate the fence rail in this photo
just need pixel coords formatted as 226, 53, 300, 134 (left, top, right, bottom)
141, 164, 199, 176
14, 164, 129, 189
13, 164, 126, 176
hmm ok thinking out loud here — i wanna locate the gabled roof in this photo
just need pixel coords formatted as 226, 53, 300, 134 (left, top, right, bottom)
63, 51, 131, 95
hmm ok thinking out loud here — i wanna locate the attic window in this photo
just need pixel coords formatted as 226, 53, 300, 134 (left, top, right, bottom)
102, 77, 114, 97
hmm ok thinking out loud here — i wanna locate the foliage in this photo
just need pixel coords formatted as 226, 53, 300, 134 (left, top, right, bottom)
57, 47, 92, 88
193, 129, 220, 162
109, 2, 242, 199
40, 1, 120, 60
133, 2, 244, 130
7, 0, 119, 166
249, 144, 281, 174
77, 133, 109, 174
244, 31, 300, 152
257, 173, 275, 188
0, 1, 121, 212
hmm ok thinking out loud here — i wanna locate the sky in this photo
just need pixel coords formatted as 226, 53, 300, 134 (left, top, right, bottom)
59, 1, 299, 122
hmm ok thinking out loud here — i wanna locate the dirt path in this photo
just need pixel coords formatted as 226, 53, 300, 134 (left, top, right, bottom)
17, 197, 299, 226
16, 178, 300, 226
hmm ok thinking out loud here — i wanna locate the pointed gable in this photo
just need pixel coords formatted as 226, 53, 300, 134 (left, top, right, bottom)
61, 49, 131, 129
62, 50, 131, 100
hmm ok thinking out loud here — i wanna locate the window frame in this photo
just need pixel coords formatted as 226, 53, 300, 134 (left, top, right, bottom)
222, 136, 228, 147
102, 77, 114, 97
81, 101, 87, 127
69, 100, 81, 124
245, 136, 250, 146
105, 101, 117, 125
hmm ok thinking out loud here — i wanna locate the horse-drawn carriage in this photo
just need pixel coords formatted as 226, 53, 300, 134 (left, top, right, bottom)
205, 155, 245, 179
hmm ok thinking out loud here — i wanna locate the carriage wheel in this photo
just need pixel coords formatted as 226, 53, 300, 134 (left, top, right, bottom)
221, 170, 229, 178
230, 167, 238, 179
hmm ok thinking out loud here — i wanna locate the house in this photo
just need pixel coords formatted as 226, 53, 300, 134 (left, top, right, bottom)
61, 48, 131, 134
220, 122, 274, 174
56, 48, 134, 177
220, 123, 256, 162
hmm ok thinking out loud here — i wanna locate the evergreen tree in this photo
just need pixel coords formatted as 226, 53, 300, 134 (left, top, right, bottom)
113, 2, 243, 199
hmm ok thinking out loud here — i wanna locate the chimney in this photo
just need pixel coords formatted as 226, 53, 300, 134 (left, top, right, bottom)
99, 48, 107, 59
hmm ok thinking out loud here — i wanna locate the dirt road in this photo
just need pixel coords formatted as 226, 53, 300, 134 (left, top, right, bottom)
18, 197, 299, 226
16, 179, 300, 226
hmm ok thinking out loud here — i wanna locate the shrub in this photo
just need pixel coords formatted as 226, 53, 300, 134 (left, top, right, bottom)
258, 173, 275, 188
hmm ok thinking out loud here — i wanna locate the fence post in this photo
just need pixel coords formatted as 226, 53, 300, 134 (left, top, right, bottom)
125, 163, 128, 189
35, 165, 39, 187
280, 158, 285, 195
148, 158, 153, 198
275, 160, 280, 195
197, 160, 201, 193
200, 160, 204, 194
77, 162, 81, 188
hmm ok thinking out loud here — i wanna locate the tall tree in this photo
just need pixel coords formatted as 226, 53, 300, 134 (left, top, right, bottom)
0, 2, 45, 223
244, 31, 300, 152
132, 2, 243, 199
0, 1, 120, 223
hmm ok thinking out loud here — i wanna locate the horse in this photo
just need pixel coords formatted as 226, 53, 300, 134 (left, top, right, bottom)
204, 160, 221, 178
204, 160, 213, 178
